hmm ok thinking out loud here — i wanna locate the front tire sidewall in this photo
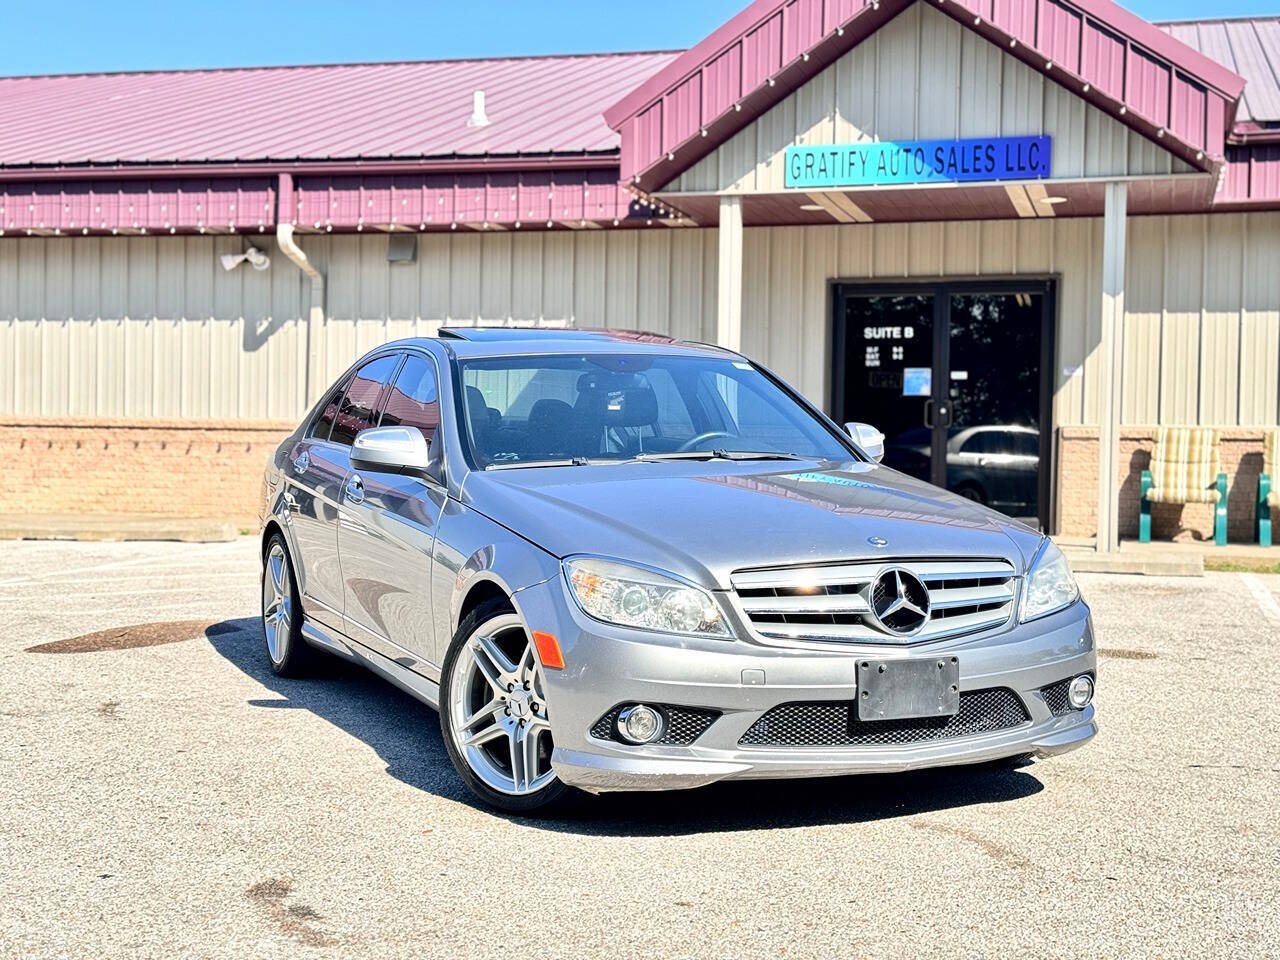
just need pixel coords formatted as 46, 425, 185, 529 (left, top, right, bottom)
439, 598, 568, 814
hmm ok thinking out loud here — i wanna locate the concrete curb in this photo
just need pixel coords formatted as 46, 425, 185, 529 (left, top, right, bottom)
1063, 548, 1204, 577
0, 514, 240, 543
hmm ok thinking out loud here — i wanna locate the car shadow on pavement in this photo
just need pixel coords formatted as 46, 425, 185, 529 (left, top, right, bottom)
207, 618, 1044, 835
206, 618, 474, 805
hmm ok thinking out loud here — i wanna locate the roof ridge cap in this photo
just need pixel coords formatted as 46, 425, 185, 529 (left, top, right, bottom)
0, 48, 685, 84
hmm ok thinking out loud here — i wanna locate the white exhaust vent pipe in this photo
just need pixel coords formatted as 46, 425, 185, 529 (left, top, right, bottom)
467, 90, 490, 127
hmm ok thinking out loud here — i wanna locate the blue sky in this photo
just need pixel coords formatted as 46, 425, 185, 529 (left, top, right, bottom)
1, 1, 1274, 76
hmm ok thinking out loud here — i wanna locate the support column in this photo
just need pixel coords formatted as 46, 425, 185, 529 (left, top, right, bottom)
1097, 181, 1127, 553
716, 195, 744, 351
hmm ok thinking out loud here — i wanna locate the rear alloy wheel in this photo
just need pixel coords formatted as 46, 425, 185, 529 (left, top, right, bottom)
261, 534, 312, 677
440, 600, 567, 813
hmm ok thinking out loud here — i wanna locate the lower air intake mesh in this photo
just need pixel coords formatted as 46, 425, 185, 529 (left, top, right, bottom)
738, 688, 1030, 747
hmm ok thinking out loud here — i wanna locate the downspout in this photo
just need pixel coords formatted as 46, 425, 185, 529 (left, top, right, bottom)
276, 173, 326, 404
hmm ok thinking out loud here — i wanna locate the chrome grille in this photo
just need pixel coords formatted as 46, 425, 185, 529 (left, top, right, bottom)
731, 559, 1018, 644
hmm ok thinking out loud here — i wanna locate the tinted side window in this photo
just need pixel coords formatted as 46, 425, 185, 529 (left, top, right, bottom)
308, 378, 351, 440
1011, 432, 1040, 457
380, 355, 441, 440
961, 432, 997, 455
330, 355, 400, 446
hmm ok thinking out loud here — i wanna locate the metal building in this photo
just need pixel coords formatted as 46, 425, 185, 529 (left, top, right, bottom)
2, 0, 1279, 548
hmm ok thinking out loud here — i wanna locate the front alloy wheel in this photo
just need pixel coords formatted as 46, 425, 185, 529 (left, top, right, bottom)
440, 601, 566, 812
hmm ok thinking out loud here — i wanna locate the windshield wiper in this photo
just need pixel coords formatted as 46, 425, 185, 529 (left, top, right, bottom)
634, 450, 809, 463
487, 450, 813, 470
486, 458, 596, 471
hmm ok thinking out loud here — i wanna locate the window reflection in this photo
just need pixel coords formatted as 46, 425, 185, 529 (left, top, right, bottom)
330, 355, 399, 446
380, 356, 441, 440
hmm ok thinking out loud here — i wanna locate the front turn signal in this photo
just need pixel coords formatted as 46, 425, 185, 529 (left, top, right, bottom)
532, 631, 565, 670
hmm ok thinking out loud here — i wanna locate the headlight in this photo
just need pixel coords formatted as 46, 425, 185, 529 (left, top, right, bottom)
1019, 540, 1079, 622
563, 557, 731, 638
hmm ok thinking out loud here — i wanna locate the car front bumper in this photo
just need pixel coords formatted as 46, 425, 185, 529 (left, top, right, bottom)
512, 581, 1098, 794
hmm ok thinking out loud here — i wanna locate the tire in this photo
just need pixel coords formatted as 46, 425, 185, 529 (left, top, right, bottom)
439, 597, 569, 814
956, 484, 986, 505
260, 533, 314, 678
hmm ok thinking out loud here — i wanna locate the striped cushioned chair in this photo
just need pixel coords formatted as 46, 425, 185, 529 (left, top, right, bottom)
1140, 428, 1227, 545
1260, 429, 1278, 547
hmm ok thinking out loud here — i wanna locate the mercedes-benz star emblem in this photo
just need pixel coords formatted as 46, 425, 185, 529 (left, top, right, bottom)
869, 568, 931, 637
867, 536, 888, 548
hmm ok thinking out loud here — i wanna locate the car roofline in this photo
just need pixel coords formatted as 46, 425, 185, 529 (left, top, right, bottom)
374, 331, 745, 361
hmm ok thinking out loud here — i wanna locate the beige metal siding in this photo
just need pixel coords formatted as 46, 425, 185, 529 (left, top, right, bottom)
2, 213, 1277, 430
738, 212, 1280, 428
0, 230, 719, 421
671, 2, 1196, 195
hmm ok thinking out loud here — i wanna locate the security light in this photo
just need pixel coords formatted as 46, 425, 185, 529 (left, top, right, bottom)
221, 246, 270, 272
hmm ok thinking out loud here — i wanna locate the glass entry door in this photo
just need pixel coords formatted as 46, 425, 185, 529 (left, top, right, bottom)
833, 281, 1054, 529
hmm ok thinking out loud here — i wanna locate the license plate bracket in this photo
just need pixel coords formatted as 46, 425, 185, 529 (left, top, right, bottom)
857, 657, 960, 721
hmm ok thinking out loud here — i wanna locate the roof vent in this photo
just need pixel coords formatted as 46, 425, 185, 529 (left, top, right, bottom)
467, 90, 490, 127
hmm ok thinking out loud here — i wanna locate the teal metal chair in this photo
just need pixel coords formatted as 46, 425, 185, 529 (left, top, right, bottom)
1260, 430, 1277, 547
1139, 427, 1227, 546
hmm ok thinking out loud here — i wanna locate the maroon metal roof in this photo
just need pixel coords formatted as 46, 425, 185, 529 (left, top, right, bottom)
0, 51, 677, 169
1159, 17, 1280, 126
2, 3, 1279, 235
0, 170, 657, 238
605, 0, 1250, 190
0, 178, 277, 237
1220, 144, 1280, 205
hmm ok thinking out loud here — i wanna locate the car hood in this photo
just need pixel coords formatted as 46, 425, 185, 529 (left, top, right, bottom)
462, 459, 1043, 590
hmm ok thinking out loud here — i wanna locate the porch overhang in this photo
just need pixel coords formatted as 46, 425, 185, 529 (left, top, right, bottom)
656, 173, 1217, 226
606, 0, 1247, 195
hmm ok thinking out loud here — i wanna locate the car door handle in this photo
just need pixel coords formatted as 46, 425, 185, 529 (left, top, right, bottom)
345, 475, 365, 505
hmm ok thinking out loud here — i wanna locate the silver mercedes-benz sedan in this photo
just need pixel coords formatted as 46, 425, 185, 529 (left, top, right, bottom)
258, 328, 1096, 812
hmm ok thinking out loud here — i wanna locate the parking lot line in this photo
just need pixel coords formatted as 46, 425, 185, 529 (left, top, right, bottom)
0, 544, 251, 588
1241, 573, 1280, 625
0, 582, 253, 602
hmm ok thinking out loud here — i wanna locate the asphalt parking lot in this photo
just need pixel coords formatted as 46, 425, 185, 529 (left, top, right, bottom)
1, 538, 1277, 959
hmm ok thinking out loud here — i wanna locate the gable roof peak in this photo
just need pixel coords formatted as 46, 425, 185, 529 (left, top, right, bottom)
607, 0, 1247, 190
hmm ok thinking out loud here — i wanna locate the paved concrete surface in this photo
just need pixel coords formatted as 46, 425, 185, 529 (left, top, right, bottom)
1, 538, 1277, 959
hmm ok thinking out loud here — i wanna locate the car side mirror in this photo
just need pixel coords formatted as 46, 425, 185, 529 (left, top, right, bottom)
845, 422, 885, 463
351, 426, 443, 483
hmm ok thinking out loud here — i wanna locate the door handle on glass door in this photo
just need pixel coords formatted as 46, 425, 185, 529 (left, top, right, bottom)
345, 475, 365, 505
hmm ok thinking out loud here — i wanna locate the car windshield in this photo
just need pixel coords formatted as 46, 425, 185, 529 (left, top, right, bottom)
456, 353, 853, 468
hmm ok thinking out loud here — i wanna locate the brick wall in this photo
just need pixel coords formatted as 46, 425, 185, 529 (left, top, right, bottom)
0, 417, 294, 529
6, 417, 1272, 542
1057, 426, 1273, 544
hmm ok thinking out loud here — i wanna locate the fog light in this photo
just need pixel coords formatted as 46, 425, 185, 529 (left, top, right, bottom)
618, 704, 664, 744
1068, 674, 1094, 710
